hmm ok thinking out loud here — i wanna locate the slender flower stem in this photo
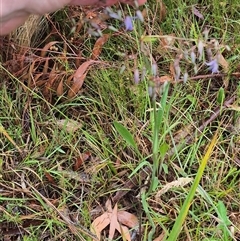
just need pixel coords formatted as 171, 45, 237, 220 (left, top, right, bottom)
149, 99, 160, 194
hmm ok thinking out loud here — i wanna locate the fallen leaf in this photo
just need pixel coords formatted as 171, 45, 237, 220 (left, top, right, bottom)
56, 79, 64, 96
154, 75, 173, 85
91, 34, 110, 60
74, 151, 91, 171
192, 6, 204, 19
55, 119, 82, 133
218, 53, 229, 87
218, 53, 229, 73
44, 171, 56, 185
169, 62, 175, 78
157, 0, 167, 22
117, 210, 138, 228
43, 58, 50, 74
157, 34, 175, 55
91, 212, 111, 240
153, 231, 166, 241
91, 199, 138, 241
68, 60, 94, 98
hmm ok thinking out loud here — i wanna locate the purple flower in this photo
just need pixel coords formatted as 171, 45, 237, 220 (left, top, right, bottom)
206, 58, 219, 73
136, 10, 144, 22
109, 12, 122, 20
190, 50, 196, 64
124, 16, 134, 31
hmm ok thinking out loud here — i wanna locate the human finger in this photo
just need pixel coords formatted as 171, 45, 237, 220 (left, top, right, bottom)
0, 15, 29, 35
70, 0, 146, 6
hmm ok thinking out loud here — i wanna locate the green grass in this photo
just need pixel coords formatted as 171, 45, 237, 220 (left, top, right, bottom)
1, 0, 240, 240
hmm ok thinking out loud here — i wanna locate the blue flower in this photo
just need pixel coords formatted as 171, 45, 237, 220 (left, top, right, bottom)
109, 12, 122, 21
124, 16, 134, 31
206, 59, 219, 73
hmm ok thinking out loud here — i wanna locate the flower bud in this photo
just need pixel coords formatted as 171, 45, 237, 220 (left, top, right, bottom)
134, 68, 140, 84
197, 40, 204, 61
136, 10, 144, 22
183, 72, 188, 84
190, 50, 196, 64
151, 63, 158, 76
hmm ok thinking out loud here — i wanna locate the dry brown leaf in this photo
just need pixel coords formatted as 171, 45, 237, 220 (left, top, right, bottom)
218, 53, 229, 73
43, 74, 58, 101
91, 212, 111, 240
218, 53, 229, 87
68, 60, 94, 98
117, 210, 138, 228
157, 34, 175, 55
55, 119, 82, 133
56, 79, 64, 96
153, 231, 166, 241
169, 62, 175, 78
91, 199, 138, 241
91, 34, 110, 60
155, 75, 173, 85
43, 58, 49, 74
74, 151, 91, 171
109, 204, 121, 240
40, 41, 59, 57
192, 6, 204, 19
157, 0, 167, 22
109, 204, 131, 241
44, 171, 56, 185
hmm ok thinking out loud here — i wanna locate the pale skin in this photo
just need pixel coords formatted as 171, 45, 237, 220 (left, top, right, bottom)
0, 0, 146, 35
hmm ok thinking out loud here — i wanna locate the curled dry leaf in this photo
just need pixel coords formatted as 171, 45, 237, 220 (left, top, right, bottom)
44, 171, 56, 185
157, 0, 167, 22
74, 151, 91, 171
56, 78, 64, 97
40, 41, 59, 57
55, 119, 82, 133
217, 53, 229, 87
154, 75, 173, 85
91, 34, 110, 60
67, 60, 95, 98
218, 53, 229, 73
153, 231, 166, 241
117, 210, 139, 228
91, 199, 138, 241
192, 6, 204, 20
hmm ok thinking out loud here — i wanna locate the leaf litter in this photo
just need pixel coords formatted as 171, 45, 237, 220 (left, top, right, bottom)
68, 60, 95, 98
91, 199, 139, 240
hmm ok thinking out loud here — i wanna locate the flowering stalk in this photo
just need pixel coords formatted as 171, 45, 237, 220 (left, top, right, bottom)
148, 82, 170, 195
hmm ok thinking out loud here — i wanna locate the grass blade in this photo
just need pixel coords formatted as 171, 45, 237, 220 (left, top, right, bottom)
113, 121, 137, 150
166, 131, 219, 241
